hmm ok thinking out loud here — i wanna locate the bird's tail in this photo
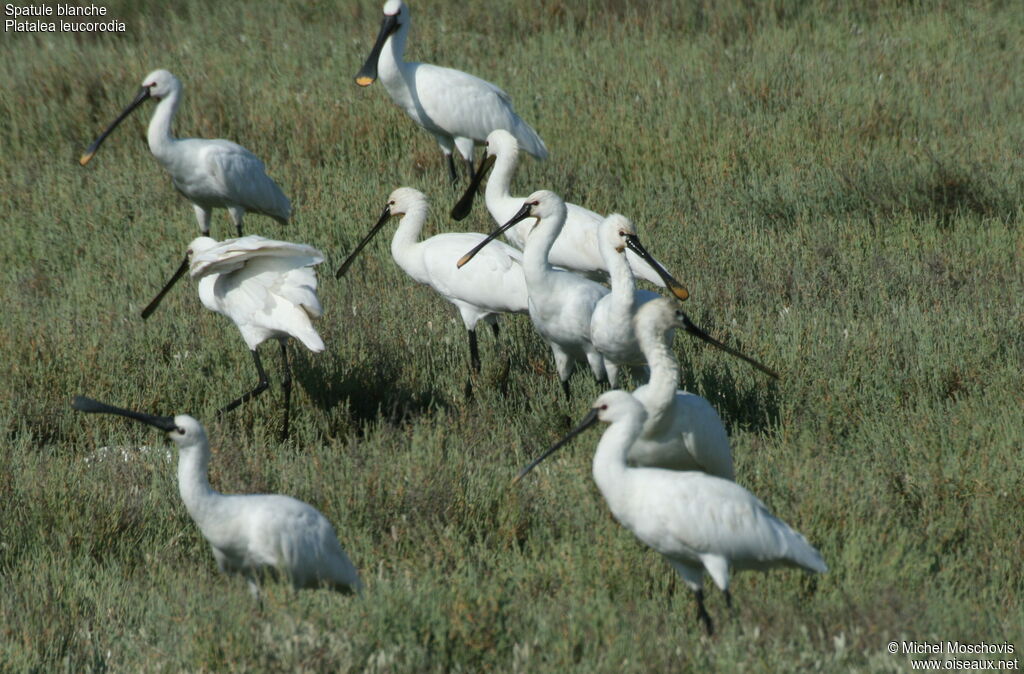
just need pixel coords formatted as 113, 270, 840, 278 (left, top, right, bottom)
511, 118, 549, 161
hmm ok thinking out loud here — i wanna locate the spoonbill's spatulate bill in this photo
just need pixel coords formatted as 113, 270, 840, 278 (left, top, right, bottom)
452, 130, 673, 286
515, 391, 826, 636
142, 235, 325, 439
71, 396, 362, 597
589, 214, 690, 387
337, 187, 528, 375
355, 0, 547, 184
80, 69, 290, 237
459, 191, 609, 397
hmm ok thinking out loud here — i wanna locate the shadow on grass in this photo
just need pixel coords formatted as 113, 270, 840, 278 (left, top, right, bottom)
292, 348, 452, 436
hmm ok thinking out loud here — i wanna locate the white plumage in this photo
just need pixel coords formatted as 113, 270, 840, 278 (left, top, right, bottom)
459, 190, 608, 396
141, 235, 324, 438
516, 390, 826, 635
355, 0, 547, 183
337, 187, 528, 373
452, 130, 671, 285
589, 215, 690, 387
628, 298, 734, 479
80, 69, 290, 237
72, 397, 361, 598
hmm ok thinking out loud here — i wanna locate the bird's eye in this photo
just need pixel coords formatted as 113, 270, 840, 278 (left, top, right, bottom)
176, 427, 185, 435
618, 231, 626, 237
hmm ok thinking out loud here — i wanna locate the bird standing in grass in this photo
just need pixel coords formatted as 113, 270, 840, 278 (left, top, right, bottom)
515, 390, 826, 636
141, 235, 324, 440
452, 130, 672, 286
337, 187, 528, 376
589, 214, 690, 388
80, 69, 290, 237
459, 191, 608, 397
354, 0, 547, 184
72, 396, 362, 598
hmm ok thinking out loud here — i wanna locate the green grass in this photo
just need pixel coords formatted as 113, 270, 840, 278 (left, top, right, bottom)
2, 0, 1023, 670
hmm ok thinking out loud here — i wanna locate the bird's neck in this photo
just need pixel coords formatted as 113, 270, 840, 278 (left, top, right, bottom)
485, 150, 519, 206
591, 414, 645, 511
390, 204, 429, 281
147, 91, 180, 161
603, 246, 638, 314
378, 26, 409, 83
637, 325, 680, 419
523, 216, 562, 282
176, 444, 218, 523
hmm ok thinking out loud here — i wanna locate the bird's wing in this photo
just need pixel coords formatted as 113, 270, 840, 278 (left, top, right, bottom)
200, 141, 291, 221
412, 64, 532, 144
191, 236, 323, 279
422, 233, 529, 314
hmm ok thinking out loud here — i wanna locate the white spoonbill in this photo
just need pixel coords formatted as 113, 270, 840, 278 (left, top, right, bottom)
459, 191, 609, 397
354, 0, 548, 184
336, 187, 528, 374
589, 214, 689, 387
452, 129, 672, 286
72, 396, 362, 598
141, 235, 324, 440
80, 69, 290, 237
629, 298, 779, 477
515, 391, 826, 636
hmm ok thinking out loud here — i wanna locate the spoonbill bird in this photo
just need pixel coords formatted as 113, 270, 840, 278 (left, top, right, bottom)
336, 187, 528, 374
141, 235, 324, 440
515, 391, 826, 636
459, 191, 609, 397
629, 298, 779, 476
354, 0, 548, 184
80, 69, 290, 237
589, 214, 690, 387
452, 130, 671, 285
71, 396, 362, 598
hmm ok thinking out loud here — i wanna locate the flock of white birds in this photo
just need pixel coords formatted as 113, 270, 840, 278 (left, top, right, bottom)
72, 0, 826, 636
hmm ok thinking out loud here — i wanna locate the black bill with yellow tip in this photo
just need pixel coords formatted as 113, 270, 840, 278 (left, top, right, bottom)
457, 199, 534, 268
79, 85, 151, 166
336, 204, 393, 278
72, 395, 179, 432
354, 12, 400, 86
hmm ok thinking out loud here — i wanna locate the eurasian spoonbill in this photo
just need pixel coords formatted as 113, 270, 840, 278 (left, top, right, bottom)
515, 390, 827, 635
629, 298, 778, 476
72, 396, 362, 598
355, 0, 548, 183
336, 187, 528, 374
80, 69, 290, 237
141, 235, 324, 439
589, 214, 689, 387
459, 191, 608, 397
452, 130, 672, 286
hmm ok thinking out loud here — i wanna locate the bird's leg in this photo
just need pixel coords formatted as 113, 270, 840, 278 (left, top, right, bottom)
446, 154, 459, 186
694, 589, 715, 636
490, 322, 500, 339
724, 589, 733, 611
193, 204, 212, 236
218, 349, 270, 415
561, 379, 571, 401
280, 341, 292, 441
228, 206, 246, 237
467, 329, 482, 374
464, 156, 475, 183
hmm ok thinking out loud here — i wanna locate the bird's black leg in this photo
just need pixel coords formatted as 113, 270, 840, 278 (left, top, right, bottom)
280, 341, 292, 441
724, 589, 733, 610
447, 154, 459, 186
219, 349, 270, 415
694, 589, 715, 636
464, 156, 476, 184
561, 379, 571, 401
468, 329, 482, 374
490, 322, 500, 339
